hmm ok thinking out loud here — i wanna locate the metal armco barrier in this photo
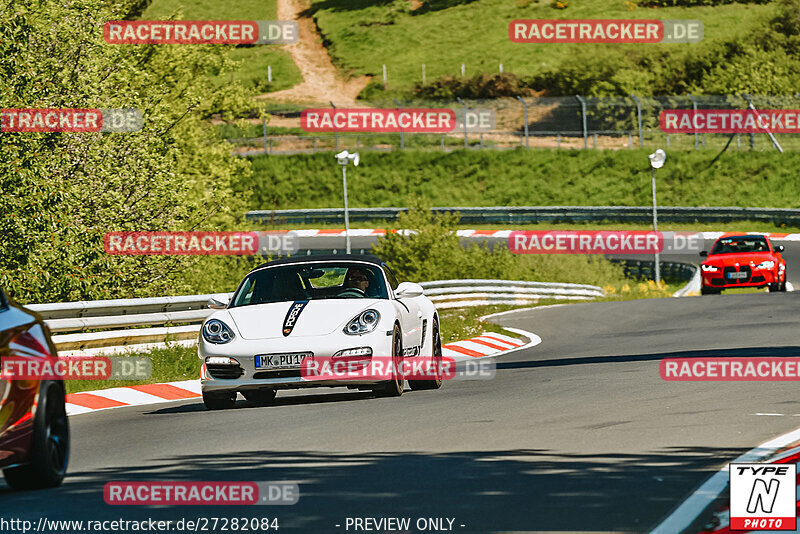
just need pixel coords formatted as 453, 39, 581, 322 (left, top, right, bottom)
27, 280, 604, 352
610, 259, 697, 282
420, 279, 605, 309
246, 206, 800, 226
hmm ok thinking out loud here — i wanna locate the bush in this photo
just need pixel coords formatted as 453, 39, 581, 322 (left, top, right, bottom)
370, 198, 627, 287
527, 1, 800, 97
413, 73, 537, 100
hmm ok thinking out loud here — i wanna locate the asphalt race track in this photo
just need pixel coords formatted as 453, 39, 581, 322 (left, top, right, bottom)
3, 290, 800, 533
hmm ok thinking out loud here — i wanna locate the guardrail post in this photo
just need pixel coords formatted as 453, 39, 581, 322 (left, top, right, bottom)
688, 94, 699, 149
262, 117, 268, 155
516, 96, 529, 149
575, 95, 588, 149
394, 99, 404, 150
457, 97, 468, 149
330, 101, 338, 151
630, 94, 643, 148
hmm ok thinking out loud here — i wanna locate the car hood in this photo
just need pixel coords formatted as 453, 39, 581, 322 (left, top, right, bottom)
703, 253, 778, 267
224, 299, 385, 340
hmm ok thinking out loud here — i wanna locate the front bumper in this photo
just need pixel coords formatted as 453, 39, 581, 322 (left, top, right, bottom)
701, 269, 779, 289
199, 329, 399, 393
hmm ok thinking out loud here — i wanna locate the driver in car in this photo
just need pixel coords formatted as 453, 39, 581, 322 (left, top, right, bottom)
343, 268, 370, 293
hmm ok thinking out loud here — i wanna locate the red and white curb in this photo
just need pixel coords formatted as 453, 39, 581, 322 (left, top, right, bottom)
65, 330, 540, 416
65, 380, 202, 416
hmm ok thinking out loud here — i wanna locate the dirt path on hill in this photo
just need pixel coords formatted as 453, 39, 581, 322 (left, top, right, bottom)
257, 0, 370, 106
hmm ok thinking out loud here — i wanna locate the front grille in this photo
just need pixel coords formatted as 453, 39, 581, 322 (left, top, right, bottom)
710, 278, 726, 286
254, 369, 302, 379
722, 265, 751, 284
751, 275, 765, 284
207, 364, 244, 379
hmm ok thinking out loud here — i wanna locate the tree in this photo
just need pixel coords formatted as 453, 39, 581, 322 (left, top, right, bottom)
0, 0, 263, 302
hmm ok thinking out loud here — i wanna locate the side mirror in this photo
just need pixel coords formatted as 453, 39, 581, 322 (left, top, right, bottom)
395, 282, 424, 299
207, 294, 231, 309
775, 245, 785, 253
699, 251, 708, 257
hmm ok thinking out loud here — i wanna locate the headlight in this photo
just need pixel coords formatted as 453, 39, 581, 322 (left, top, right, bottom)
343, 309, 380, 335
755, 260, 775, 270
203, 319, 235, 344
701, 264, 719, 272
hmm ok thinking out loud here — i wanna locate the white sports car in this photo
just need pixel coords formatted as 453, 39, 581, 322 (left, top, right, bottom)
198, 254, 443, 410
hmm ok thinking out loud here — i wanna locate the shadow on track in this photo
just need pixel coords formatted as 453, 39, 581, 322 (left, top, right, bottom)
148, 390, 379, 415
0, 446, 748, 532
497, 346, 800, 371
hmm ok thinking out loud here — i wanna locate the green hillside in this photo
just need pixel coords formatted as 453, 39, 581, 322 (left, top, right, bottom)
310, 0, 788, 96
143, 0, 302, 93
241, 149, 800, 210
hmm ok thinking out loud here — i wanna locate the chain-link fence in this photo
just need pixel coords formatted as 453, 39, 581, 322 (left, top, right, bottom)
224, 95, 800, 155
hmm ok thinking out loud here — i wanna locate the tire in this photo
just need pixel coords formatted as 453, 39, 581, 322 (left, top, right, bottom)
3, 381, 69, 490
242, 389, 276, 404
768, 283, 781, 292
202, 390, 236, 410
701, 286, 720, 295
374, 325, 404, 398
409, 317, 443, 391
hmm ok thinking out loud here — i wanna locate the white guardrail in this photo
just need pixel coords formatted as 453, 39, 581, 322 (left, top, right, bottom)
26, 280, 604, 355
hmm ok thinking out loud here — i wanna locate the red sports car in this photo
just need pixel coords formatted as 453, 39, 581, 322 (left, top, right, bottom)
699, 235, 787, 295
0, 288, 69, 489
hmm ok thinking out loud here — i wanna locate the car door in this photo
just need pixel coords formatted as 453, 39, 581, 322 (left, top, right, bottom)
384, 265, 423, 355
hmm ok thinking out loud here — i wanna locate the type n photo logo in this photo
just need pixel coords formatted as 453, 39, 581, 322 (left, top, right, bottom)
729, 463, 796, 531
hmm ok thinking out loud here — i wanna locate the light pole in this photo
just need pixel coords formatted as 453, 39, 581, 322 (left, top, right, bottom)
648, 149, 666, 285
335, 150, 359, 254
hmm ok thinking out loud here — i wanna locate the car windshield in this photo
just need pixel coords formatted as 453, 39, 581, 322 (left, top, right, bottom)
230, 262, 389, 307
710, 236, 770, 255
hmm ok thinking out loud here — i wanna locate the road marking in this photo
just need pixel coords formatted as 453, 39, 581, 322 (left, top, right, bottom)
650, 425, 800, 533
479, 304, 566, 321
754, 413, 785, 416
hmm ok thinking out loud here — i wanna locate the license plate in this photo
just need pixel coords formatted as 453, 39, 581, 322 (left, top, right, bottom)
727, 271, 748, 279
255, 353, 310, 369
